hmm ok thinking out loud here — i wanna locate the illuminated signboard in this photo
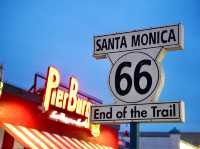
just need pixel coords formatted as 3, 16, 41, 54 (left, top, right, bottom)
43, 66, 100, 137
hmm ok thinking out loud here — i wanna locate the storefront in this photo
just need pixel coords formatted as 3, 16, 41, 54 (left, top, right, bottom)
0, 66, 119, 149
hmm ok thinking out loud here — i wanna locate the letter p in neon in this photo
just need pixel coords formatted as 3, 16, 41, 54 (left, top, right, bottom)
43, 66, 60, 111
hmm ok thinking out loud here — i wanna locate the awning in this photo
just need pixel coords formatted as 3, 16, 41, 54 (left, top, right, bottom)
3, 123, 113, 149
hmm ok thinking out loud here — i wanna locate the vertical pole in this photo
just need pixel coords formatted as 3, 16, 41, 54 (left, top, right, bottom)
34, 74, 37, 94
130, 122, 140, 149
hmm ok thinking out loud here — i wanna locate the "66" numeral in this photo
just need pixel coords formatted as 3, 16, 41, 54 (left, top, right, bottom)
115, 59, 152, 96
109, 52, 159, 103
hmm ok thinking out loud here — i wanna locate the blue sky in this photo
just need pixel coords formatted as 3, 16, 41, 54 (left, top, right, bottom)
1, 0, 200, 132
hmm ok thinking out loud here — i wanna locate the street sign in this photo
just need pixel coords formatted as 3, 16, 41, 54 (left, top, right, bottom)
93, 24, 184, 104
91, 101, 185, 124
109, 51, 160, 103
92, 23, 185, 149
93, 24, 183, 59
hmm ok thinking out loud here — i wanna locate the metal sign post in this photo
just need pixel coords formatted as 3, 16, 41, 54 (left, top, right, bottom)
91, 24, 185, 149
130, 122, 139, 149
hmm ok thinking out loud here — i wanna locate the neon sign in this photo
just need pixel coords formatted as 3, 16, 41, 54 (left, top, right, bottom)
43, 66, 100, 137
49, 111, 91, 128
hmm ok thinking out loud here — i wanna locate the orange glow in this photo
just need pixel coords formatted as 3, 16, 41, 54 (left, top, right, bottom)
43, 66, 60, 111
105, 146, 114, 149
91, 124, 100, 137
4, 123, 39, 149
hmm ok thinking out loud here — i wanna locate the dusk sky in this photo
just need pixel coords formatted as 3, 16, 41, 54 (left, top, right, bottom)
1, 0, 200, 132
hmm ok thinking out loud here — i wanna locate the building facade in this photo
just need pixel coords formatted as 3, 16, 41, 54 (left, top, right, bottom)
0, 67, 119, 149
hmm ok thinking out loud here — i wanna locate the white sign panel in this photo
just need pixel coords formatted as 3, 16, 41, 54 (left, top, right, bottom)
109, 52, 160, 103
91, 101, 185, 124
93, 24, 183, 59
